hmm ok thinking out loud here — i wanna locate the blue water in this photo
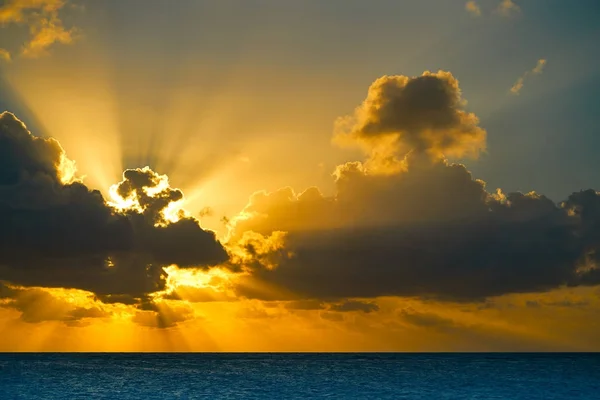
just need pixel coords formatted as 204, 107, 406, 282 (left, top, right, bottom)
1, 353, 599, 399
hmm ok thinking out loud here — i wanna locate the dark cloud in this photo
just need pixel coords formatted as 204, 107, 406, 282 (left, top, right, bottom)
94, 294, 144, 306
231, 155, 600, 302
0, 281, 17, 299
284, 299, 327, 311
335, 71, 486, 162
112, 167, 228, 267
330, 300, 379, 313
0, 112, 228, 304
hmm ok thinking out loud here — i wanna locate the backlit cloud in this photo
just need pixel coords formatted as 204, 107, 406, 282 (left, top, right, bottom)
226, 73, 600, 303
0, 112, 227, 306
334, 71, 486, 168
230, 155, 600, 301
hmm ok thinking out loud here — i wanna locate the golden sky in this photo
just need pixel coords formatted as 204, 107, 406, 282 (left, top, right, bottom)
1, 0, 600, 352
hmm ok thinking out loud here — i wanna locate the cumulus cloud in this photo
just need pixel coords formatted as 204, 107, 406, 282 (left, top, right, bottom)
0, 0, 77, 57
110, 167, 228, 268
231, 155, 599, 301
226, 72, 600, 303
334, 71, 486, 167
511, 59, 547, 95
465, 1, 481, 17
0, 112, 228, 305
233, 156, 488, 236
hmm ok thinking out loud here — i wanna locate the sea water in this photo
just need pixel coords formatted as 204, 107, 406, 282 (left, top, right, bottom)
1, 353, 599, 399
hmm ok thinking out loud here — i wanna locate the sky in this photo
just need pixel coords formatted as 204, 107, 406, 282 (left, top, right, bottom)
1, 0, 600, 351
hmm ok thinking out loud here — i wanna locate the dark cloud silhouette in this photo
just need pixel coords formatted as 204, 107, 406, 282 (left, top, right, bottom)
231, 154, 600, 302
112, 167, 229, 267
335, 71, 486, 162
0, 112, 228, 304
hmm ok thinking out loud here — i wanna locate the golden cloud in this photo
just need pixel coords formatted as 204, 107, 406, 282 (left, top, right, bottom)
496, 0, 520, 17
511, 59, 547, 95
0, 48, 11, 62
465, 1, 481, 17
0, 0, 77, 58
334, 71, 486, 168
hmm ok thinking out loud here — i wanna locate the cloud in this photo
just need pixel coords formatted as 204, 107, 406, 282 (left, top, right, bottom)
226, 72, 600, 302
0, 0, 65, 23
279, 299, 379, 313
496, 0, 520, 16
0, 0, 76, 58
532, 59, 547, 74
110, 167, 229, 268
510, 59, 547, 95
319, 311, 345, 322
0, 112, 228, 304
0, 48, 10, 62
21, 10, 75, 58
334, 71, 486, 167
232, 157, 489, 236
231, 155, 600, 301
163, 285, 236, 303
284, 299, 327, 311
132, 302, 194, 329
465, 1, 481, 17
236, 303, 277, 319
399, 308, 459, 332
0, 284, 109, 324
330, 300, 379, 313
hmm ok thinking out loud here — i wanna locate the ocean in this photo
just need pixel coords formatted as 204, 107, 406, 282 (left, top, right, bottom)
0, 353, 599, 399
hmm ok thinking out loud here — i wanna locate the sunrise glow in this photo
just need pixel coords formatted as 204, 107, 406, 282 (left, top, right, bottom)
0, 0, 600, 357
